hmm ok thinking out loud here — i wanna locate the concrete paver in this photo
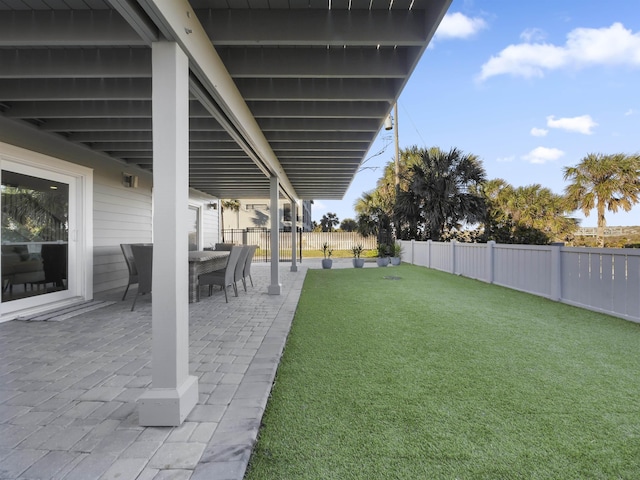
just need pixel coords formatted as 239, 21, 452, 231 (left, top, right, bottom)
0, 263, 310, 479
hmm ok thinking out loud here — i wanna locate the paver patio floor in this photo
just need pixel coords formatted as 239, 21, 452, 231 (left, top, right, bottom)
0, 263, 309, 480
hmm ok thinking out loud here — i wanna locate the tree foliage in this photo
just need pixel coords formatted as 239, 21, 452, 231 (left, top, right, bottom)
563, 153, 640, 247
320, 212, 339, 232
339, 218, 357, 232
479, 179, 578, 244
398, 147, 487, 241
353, 146, 639, 247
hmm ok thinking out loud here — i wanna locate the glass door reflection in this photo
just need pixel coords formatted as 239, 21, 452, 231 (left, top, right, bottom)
1, 170, 69, 302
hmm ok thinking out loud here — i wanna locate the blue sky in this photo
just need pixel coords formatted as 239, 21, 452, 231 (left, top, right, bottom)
313, 0, 640, 228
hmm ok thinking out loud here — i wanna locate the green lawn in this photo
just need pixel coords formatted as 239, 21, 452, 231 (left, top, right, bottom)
245, 264, 640, 479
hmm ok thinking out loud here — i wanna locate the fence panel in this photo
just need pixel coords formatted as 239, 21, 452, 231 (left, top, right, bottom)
430, 242, 452, 272
411, 240, 430, 267
561, 247, 640, 321
299, 232, 377, 251
221, 228, 302, 262
455, 243, 487, 280
403, 240, 640, 323
493, 244, 551, 297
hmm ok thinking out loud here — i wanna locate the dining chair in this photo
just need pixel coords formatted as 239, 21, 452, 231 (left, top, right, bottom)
130, 244, 153, 311
120, 243, 138, 301
197, 245, 243, 302
241, 245, 258, 291
233, 246, 250, 295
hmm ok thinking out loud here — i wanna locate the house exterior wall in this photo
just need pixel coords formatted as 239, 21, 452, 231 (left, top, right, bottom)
221, 198, 312, 232
0, 117, 219, 296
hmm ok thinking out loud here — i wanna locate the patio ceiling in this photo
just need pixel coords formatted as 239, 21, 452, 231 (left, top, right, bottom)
0, 0, 451, 201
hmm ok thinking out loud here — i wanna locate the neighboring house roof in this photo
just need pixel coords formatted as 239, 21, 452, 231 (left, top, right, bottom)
0, 0, 451, 202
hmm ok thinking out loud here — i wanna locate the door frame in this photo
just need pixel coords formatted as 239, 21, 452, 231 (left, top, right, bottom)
0, 142, 93, 322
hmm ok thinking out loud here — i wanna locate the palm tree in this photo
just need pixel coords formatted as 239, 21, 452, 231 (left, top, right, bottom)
407, 147, 486, 241
220, 199, 241, 241
480, 180, 578, 244
563, 153, 640, 247
320, 212, 339, 232
354, 190, 391, 243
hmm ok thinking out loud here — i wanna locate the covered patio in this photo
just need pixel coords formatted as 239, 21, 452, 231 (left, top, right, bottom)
0, 264, 304, 480
0, 0, 451, 438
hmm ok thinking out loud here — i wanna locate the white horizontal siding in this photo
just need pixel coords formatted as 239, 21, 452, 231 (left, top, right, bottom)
1, 117, 221, 297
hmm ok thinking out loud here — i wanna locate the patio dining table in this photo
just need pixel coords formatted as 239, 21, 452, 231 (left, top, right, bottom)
188, 250, 229, 303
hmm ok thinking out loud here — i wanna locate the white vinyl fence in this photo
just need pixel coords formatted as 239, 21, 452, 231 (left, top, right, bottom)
300, 232, 377, 251
400, 240, 640, 323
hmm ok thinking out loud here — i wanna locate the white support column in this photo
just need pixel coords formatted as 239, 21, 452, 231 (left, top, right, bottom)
268, 176, 282, 295
290, 201, 298, 272
138, 41, 198, 427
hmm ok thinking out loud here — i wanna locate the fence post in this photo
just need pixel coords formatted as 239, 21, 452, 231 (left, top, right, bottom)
242, 230, 248, 245
411, 239, 415, 265
299, 228, 303, 262
486, 241, 495, 284
451, 240, 456, 274
550, 242, 563, 301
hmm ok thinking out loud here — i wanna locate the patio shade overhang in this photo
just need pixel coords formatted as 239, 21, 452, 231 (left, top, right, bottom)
0, 0, 452, 202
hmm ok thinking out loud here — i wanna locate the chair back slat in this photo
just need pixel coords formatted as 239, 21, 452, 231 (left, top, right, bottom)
224, 246, 244, 285
131, 245, 153, 295
234, 246, 250, 284
120, 243, 138, 277
243, 245, 257, 275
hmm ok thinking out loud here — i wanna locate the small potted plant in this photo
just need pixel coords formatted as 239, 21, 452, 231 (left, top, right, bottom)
321, 242, 333, 269
352, 244, 365, 268
376, 243, 390, 267
390, 242, 402, 266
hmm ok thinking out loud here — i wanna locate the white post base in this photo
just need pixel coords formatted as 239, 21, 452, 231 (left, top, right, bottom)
268, 284, 282, 295
138, 375, 199, 426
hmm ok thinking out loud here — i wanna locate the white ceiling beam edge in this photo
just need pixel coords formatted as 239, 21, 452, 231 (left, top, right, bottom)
0, 10, 147, 47
258, 118, 380, 131
0, 78, 151, 101
217, 47, 411, 78
198, 9, 428, 46
39, 117, 228, 132
67, 131, 234, 142
235, 78, 397, 102
0, 48, 151, 79
248, 101, 389, 118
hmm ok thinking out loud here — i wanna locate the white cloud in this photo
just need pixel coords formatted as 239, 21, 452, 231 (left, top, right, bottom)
478, 22, 640, 81
522, 147, 565, 164
520, 28, 546, 43
496, 155, 515, 163
435, 12, 488, 40
313, 200, 326, 212
530, 127, 548, 137
625, 108, 636, 116
546, 114, 598, 134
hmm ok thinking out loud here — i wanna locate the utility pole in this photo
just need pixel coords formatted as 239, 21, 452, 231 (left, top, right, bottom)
393, 103, 400, 242
394, 102, 400, 189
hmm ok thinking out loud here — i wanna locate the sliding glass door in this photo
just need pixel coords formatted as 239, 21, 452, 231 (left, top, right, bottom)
2, 169, 70, 302
0, 156, 84, 316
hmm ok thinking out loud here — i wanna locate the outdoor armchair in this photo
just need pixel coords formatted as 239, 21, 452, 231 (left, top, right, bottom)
242, 245, 258, 290
120, 243, 138, 301
197, 245, 243, 302
233, 246, 250, 295
130, 244, 152, 311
